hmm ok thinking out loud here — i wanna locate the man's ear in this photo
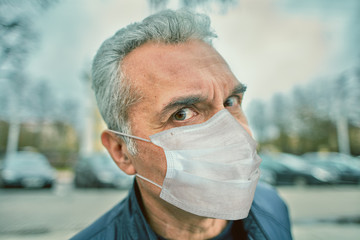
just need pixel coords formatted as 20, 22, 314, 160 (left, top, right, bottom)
101, 130, 136, 175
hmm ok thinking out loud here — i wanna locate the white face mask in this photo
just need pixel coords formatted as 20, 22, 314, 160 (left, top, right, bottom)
108, 109, 261, 220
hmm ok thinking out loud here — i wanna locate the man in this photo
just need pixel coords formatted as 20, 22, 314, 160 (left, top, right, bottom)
71, 9, 292, 240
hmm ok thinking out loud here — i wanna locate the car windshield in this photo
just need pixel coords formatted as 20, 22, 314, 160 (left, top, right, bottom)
276, 154, 309, 171
6, 153, 50, 170
303, 152, 360, 170
260, 155, 288, 171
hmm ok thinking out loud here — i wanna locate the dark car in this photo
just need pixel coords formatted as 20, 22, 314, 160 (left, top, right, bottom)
0, 151, 56, 188
302, 152, 360, 184
74, 152, 134, 189
259, 152, 338, 186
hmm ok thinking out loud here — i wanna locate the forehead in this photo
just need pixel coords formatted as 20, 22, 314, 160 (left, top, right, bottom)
122, 40, 237, 94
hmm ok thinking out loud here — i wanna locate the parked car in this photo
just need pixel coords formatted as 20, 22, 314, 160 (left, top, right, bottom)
302, 152, 360, 184
74, 152, 134, 189
0, 151, 56, 188
259, 152, 338, 186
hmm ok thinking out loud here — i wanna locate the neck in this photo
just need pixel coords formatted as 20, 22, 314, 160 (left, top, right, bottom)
137, 182, 228, 240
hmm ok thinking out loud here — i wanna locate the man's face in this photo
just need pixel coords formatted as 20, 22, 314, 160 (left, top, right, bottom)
121, 40, 251, 199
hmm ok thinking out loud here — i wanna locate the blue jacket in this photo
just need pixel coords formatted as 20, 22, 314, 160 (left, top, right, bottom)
71, 181, 292, 240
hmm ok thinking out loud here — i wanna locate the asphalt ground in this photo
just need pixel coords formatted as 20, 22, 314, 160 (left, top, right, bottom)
0, 172, 359, 240
277, 185, 360, 240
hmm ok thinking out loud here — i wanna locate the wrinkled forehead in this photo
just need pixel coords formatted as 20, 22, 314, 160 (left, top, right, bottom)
121, 40, 232, 90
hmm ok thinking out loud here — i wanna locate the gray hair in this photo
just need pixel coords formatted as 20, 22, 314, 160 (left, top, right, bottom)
92, 9, 217, 155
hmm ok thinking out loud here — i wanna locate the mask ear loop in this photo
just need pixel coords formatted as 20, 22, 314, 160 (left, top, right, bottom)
107, 129, 151, 143
107, 129, 162, 189
136, 174, 163, 189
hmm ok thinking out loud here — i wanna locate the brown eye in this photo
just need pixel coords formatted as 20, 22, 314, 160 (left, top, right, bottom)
173, 108, 194, 121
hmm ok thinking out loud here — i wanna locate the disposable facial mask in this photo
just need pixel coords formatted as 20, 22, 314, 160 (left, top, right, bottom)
109, 109, 261, 220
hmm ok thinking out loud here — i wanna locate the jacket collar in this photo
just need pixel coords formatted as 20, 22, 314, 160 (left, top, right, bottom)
126, 180, 268, 240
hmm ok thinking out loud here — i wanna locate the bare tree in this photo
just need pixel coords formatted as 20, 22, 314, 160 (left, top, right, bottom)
0, 0, 58, 155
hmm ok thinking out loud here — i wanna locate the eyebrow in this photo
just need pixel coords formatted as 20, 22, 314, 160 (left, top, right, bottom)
231, 83, 247, 96
159, 95, 206, 118
158, 83, 247, 119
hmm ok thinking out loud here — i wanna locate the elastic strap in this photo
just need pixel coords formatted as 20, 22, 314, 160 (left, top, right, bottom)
107, 129, 151, 143
136, 174, 162, 189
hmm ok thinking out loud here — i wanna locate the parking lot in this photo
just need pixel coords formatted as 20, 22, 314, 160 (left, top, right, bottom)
0, 172, 359, 240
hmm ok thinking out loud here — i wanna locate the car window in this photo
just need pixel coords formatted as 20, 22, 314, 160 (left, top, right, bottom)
6, 154, 50, 170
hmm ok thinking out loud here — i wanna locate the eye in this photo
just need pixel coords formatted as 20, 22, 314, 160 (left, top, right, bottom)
224, 96, 240, 108
172, 108, 196, 121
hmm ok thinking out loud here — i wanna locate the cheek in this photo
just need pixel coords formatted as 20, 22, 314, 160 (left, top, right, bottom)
133, 142, 168, 185
234, 110, 253, 137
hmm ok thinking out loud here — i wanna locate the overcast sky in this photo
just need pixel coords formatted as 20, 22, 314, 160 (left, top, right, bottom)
26, 0, 359, 109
